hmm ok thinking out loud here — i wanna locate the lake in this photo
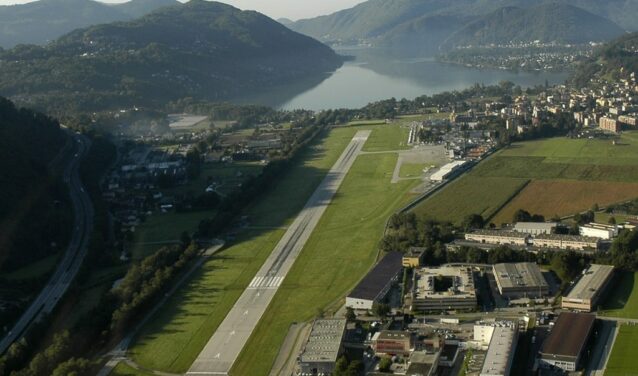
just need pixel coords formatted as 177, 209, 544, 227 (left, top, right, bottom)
240, 50, 570, 111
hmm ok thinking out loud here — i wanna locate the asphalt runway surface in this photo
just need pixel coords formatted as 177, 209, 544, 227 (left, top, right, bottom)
187, 130, 371, 375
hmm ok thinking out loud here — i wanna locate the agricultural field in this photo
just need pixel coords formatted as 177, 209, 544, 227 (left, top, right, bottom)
413, 132, 638, 225
231, 150, 420, 375
601, 272, 638, 319
128, 126, 362, 372
413, 176, 529, 225
605, 324, 638, 376
493, 180, 638, 224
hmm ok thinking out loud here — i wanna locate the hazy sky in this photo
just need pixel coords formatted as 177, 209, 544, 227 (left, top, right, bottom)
0, 0, 368, 20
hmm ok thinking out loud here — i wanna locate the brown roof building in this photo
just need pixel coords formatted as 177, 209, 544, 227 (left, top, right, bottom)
539, 312, 596, 372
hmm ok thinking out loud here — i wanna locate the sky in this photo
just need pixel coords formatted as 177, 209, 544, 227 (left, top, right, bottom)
0, 0, 368, 20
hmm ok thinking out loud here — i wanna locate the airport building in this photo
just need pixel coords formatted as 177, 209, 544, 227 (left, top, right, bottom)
579, 223, 618, 240
465, 230, 530, 247
513, 222, 557, 235
532, 234, 600, 251
562, 264, 615, 312
476, 322, 519, 376
430, 161, 467, 182
410, 266, 477, 312
346, 252, 403, 310
298, 319, 347, 376
539, 312, 596, 372
492, 263, 549, 299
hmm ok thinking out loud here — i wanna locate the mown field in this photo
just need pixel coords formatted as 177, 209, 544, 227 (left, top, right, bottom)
413, 132, 638, 225
413, 176, 529, 225
231, 151, 419, 375
605, 324, 638, 376
128, 127, 357, 372
601, 272, 638, 319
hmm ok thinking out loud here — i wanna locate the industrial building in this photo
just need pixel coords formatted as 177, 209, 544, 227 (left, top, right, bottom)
411, 266, 477, 312
403, 247, 426, 268
562, 264, 615, 312
539, 312, 596, 372
465, 230, 530, 246
514, 222, 557, 235
298, 319, 347, 376
406, 351, 440, 376
346, 252, 403, 310
579, 223, 618, 240
493, 263, 549, 299
476, 322, 519, 376
533, 233, 600, 251
371, 331, 414, 357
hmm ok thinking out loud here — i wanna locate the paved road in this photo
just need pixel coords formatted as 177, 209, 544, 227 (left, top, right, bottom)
187, 131, 371, 375
0, 133, 93, 355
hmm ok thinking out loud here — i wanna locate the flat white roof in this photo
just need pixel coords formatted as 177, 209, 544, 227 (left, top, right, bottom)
480, 324, 518, 376
564, 264, 614, 302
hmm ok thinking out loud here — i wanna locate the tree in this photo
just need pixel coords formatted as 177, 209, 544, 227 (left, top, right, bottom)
462, 214, 485, 231
52, 358, 92, 376
513, 209, 532, 223
345, 307, 356, 322
608, 217, 617, 225
372, 303, 391, 318
379, 357, 393, 372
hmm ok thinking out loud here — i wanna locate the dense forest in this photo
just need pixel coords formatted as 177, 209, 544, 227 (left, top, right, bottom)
0, 97, 69, 271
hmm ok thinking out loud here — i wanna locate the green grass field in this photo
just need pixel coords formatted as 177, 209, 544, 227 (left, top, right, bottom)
605, 324, 638, 376
111, 362, 152, 376
361, 123, 410, 152
128, 127, 360, 372
231, 152, 419, 375
130, 211, 214, 260
400, 163, 428, 178
3, 253, 59, 281
601, 272, 638, 319
412, 132, 638, 224
413, 176, 529, 225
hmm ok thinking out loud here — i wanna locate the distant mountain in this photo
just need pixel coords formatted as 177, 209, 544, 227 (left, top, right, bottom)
277, 18, 294, 26
443, 4, 626, 48
288, 0, 637, 55
0, 0, 180, 48
0, 0, 343, 114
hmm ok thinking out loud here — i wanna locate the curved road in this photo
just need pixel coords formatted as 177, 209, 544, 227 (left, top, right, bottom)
0, 133, 93, 355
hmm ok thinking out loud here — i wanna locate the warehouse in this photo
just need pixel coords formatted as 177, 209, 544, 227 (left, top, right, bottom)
533, 234, 600, 251
562, 264, 615, 312
513, 222, 557, 235
478, 322, 519, 376
493, 263, 549, 299
411, 266, 477, 312
465, 230, 530, 246
430, 161, 467, 182
539, 312, 596, 372
298, 319, 347, 376
579, 223, 618, 240
346, 252, 403, 310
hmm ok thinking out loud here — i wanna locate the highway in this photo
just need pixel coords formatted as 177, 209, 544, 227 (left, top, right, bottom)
0, 133, 94, 355
187, 130, 371, 375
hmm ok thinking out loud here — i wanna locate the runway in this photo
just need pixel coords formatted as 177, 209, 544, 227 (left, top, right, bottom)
186, 130, 371, 375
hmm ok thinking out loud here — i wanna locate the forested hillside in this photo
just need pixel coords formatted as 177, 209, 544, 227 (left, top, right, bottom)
572, 32, 638, 86
0, 97, 70, 272
0, 0, 343, 115
0, 0, 179, 48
